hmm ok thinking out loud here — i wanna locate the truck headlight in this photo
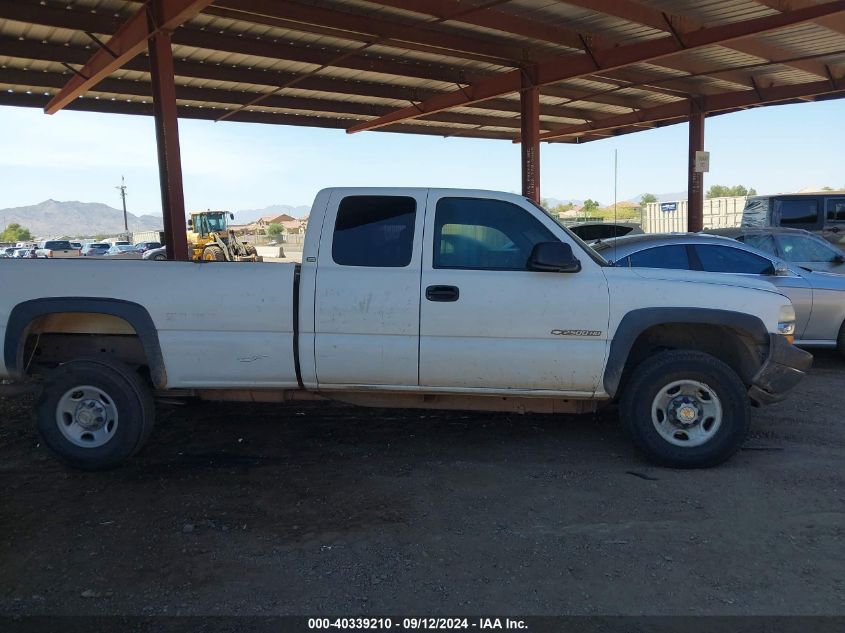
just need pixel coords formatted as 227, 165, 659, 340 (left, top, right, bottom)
778, 304, 796, 342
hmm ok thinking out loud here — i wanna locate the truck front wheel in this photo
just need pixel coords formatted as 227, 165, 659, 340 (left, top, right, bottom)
620, 350, 749, 468
35, 359, 155, 470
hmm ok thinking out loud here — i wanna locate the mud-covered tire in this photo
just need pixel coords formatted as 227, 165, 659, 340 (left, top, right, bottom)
244, 244, 258, 257
35, 359, 155, 470
202, 245, 226, 261
620, 350, 749, 469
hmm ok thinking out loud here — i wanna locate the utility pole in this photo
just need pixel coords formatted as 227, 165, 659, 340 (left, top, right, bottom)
115, 176, 129, 234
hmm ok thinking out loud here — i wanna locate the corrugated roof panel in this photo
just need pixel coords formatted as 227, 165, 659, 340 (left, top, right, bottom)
639, 0, 776, 27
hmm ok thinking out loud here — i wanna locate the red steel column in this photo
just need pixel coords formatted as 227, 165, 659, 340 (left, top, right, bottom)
148, 0, 189, 261
520, 73, 540, 203
687, 106, 705, 232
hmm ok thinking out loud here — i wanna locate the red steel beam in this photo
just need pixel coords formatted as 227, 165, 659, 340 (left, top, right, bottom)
687, 107, 705, 232
537, 77, 845, 141
148, 1, 190, 262
347, 0, 845, 133
44, 0, 213, 114
561, 0, 830, 79
520, 74, 541, 202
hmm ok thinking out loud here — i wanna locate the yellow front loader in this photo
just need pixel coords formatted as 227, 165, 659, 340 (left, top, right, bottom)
187, 210, 260, 262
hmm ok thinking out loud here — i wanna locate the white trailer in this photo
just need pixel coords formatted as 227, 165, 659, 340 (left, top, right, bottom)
642, 197, 747, 233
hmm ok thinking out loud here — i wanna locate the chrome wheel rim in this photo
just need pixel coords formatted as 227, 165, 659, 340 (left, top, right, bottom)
651, 379, 722, 447
56, 385, 119, 448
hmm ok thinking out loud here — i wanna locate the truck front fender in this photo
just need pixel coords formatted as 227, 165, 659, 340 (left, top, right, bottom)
604, 308, 769, 398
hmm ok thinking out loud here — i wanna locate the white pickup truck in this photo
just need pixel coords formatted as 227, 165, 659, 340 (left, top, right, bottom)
0, 188, 811, 470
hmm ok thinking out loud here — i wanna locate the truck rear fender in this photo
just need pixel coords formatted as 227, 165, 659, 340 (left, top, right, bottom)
4, 298, 165, 388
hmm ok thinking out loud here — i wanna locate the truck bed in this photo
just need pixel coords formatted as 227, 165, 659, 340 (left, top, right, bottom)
0, 259, 299, 389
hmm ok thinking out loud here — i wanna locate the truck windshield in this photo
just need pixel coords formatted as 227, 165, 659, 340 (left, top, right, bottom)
525, 198, 610, 266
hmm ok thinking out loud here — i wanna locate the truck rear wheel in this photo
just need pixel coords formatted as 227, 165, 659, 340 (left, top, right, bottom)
202, 245, 226, 261
35, 359, 155, 470
620, 350, 749, 468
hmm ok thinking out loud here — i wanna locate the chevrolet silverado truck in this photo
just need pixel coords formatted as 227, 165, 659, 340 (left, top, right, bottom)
0, 188, 811, 470
34, 240, 82, 259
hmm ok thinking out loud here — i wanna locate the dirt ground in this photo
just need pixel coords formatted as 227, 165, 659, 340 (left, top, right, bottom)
1, 352, 843, 617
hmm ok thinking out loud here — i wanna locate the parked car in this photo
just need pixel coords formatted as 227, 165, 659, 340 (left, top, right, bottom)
593, 233, 845, 356
82, 243, 112, 257
104, 244, 142, 259
12, 249, 31, 259
568, 221, 644, 242
70, 241, 82, 250
0, 188, 810, 471
741, 192, 845, 248
142, 246, 168, 261
705, 227, 845, 274
133, 241, 162, 253
3, 247, 17, 257
34, 240, 81, 258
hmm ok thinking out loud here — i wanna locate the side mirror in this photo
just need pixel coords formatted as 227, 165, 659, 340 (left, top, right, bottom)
773, 263, 791, 276
528, 242, 581, 273
230, 213, 235, 220
834, 254, 845, 263
187, 219, 193, 229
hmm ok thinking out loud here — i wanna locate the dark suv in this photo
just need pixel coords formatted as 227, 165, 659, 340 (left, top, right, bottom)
742, 192, 845, 248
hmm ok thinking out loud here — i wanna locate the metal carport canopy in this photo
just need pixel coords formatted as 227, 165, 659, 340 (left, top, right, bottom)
1, 0, 845, 253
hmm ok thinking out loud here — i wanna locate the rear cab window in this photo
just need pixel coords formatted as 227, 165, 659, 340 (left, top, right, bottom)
44, 241, 72, 250
774, 198, 821, 230
332, 196, 416, 267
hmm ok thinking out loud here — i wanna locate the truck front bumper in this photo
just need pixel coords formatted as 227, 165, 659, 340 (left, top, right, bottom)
748, 334, 813, 406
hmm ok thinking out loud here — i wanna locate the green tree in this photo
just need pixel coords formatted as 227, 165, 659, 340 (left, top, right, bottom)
583, 199, 600, 212
706, 184, 757, 198
640, 193, 658, 205
266, 223, 284, 237
1, 223, 33, 243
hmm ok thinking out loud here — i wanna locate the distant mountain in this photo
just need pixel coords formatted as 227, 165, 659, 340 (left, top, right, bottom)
0, 200, 162, 238
628, 191, 688, 204
234, 204, 311, 224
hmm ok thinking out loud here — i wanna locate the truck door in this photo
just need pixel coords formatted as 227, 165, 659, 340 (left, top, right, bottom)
313, 190, 427, 387
418, 192, 609, 394
822, 197, 845, 247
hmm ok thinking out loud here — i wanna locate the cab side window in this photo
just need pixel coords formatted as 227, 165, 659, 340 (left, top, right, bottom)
826, 199, 845, 223
693, 245, 774, 274
776, 198, 820, 229
332, 196, 416, 267
433, 198, 556, 270
626, 245, 690, 270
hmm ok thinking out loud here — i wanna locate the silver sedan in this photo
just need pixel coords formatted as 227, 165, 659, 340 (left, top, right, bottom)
593, 233, 845, 355
705, 226, 845, 274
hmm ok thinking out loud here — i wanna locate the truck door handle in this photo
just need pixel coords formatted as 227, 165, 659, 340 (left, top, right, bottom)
425, 285, 460, 302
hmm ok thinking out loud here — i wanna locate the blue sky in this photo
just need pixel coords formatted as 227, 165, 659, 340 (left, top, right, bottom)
0, 98, 842, 217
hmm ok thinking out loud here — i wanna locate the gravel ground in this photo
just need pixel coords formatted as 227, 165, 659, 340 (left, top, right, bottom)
0, 352, 843, 616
